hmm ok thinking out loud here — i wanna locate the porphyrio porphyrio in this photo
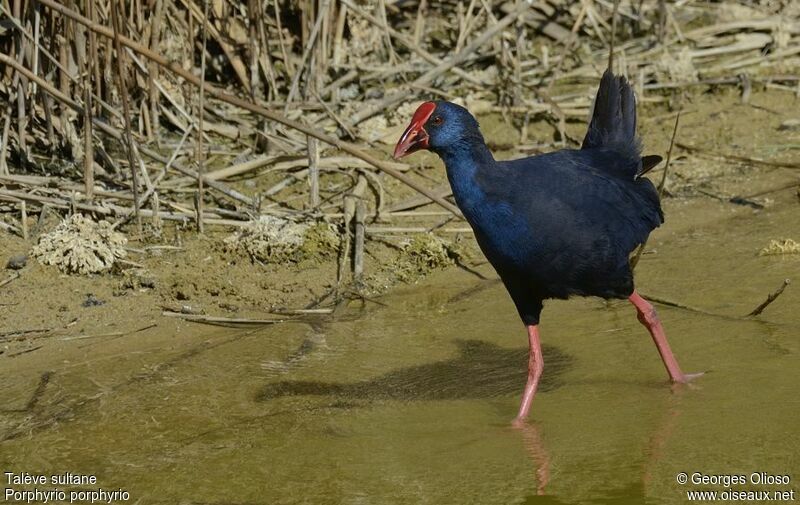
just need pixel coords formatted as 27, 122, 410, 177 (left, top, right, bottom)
393, 70, 701, 423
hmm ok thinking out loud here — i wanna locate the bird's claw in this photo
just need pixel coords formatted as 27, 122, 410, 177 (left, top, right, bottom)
670, 372, 706, 392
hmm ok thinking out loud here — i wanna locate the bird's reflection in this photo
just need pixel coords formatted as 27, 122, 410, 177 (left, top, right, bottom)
515, 421, 551, 497
517, 384, 690, 502
641, 384, 692, 490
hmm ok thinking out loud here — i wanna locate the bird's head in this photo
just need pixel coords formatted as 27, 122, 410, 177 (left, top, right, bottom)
393, 101, 483, 159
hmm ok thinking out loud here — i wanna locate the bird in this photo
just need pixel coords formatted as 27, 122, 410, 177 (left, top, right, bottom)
393, 69, 702, 423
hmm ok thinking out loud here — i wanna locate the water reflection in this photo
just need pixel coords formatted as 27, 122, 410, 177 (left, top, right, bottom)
517, 384, 690, 503
516, 421, 551, 496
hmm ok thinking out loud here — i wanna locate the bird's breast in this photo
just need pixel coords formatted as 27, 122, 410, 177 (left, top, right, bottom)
442, 153, 535, 267
465, 200, 534, 270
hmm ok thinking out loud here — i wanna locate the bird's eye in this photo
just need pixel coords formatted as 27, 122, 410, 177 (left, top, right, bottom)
431, 116, 444, 126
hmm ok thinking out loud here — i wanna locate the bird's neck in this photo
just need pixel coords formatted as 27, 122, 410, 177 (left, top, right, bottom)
439, 137, 496, 213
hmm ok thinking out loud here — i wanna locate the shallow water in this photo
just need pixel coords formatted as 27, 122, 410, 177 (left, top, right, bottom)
2, 199, 799, 504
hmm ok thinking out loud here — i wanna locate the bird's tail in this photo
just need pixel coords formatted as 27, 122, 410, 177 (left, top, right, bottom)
582, 70, 648, 175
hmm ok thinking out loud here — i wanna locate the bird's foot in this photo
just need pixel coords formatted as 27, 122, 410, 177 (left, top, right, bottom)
511, 417, 528, 429
673, 371, 706, 384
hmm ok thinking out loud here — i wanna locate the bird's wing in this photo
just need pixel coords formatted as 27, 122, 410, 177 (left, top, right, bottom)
503, 152, 663, 254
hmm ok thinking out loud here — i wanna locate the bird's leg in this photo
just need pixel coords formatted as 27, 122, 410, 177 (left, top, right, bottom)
629, 290, 700, 383
514, 324, 544, 423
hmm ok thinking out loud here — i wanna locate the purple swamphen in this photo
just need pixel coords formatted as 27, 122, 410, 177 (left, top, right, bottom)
393, 70, 701, 423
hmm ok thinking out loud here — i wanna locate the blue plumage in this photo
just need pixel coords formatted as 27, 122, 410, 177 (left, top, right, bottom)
394, 70, 700, 421
424, 70, 663, 325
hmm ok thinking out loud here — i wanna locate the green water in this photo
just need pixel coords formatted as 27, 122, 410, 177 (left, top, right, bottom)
2, 200, 799, 504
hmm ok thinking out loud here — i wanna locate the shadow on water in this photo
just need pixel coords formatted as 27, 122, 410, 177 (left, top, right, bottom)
257, 339, 573, 402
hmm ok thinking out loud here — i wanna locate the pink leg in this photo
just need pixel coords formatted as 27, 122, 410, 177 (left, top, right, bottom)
629, 290, 702, 383
514, 324, 543, 423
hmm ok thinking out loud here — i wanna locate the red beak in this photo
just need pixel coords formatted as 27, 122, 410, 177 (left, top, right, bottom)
393, 102, 436, 159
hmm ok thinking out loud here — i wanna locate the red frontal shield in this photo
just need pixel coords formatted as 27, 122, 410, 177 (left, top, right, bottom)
393, 102, 436, 159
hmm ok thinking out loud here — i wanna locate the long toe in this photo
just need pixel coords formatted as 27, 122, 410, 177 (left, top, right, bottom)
675, 371, 706, 384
